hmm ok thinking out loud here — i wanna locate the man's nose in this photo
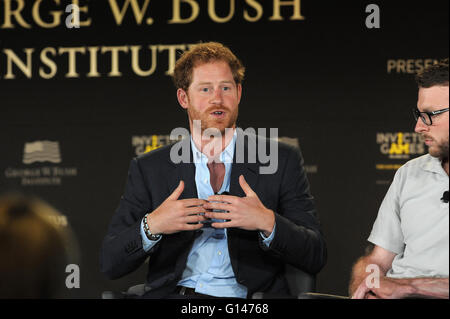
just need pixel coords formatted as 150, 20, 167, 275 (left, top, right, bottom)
210, 88, 223, 104
414, 118, 429, 133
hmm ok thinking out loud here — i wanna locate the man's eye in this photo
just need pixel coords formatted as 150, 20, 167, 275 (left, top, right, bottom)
201, 88, 209, 92
223, 87, 230, 91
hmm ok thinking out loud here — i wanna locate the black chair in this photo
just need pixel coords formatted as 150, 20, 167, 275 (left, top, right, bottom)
251, 265, 348, 299
285, 264, 316, 296
251, 264, 316, 299
102, 283, 149, 299
102, 264, 316, 299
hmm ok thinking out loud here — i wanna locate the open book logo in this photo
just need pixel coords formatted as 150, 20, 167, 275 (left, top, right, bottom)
23, 141, 62, 164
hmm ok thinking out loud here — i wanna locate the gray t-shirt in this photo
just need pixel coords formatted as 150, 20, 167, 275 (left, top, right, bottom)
368, 154, 449, 278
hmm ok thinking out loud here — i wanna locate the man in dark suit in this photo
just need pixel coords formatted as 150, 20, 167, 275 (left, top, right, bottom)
100, 42, 326, 298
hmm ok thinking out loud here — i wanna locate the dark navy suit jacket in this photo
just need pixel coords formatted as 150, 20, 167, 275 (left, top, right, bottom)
100, 129, 327, 298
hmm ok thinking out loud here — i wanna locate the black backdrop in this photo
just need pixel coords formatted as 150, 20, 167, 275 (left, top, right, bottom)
0, 0, 448, 298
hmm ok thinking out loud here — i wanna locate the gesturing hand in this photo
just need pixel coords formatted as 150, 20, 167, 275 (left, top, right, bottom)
147, 181, 208, 235
204, 175, 275, 236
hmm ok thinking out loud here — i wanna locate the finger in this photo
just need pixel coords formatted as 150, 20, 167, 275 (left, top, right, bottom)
353, 288, 365, 300
181, 222, 204, 231
183, 206, 207, 215
351, 285, 363, 299
352, 284, 368, 299
167, 180, 184, 201
206, 212, 232, 220
203, 202, 233, 212
184, 215, 208, 224
211, 221, 234, 229
239, 175, 256, 197
179, 198, 208, 207
207, 194, 237, 204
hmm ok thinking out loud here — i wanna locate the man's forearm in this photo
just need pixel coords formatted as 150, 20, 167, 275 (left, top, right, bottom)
403, 277, 449, 299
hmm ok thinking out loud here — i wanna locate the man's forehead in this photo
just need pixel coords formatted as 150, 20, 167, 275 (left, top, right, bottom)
417, 85, 449, 110
190, 61, 235, 84
192, 58, 227, 68
192, 60, 231, 71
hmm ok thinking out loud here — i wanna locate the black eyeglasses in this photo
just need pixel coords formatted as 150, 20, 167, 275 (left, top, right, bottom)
413, 107, 449, 126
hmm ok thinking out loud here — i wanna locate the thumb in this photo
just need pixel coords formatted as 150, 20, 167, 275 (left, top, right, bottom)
167, 180, 184, 201
351, 282, 367, 299
239, 175, 255, 197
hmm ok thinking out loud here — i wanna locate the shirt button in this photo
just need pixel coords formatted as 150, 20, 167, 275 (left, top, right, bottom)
218, 251, 222, 255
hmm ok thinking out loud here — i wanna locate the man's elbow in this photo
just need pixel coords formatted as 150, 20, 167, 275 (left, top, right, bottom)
99, 252, 121, 280
99, 241, 127, 280
296, 230, 327, 275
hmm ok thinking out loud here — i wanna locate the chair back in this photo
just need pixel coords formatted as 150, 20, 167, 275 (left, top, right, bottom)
285, 264, 316, 297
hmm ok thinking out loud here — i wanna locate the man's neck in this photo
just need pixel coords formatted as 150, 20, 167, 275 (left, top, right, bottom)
191, 127, 235, 160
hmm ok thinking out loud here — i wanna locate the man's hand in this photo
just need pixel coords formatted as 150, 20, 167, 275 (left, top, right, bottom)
352, 275, 416, 299
203, 175, 275, 236
147, 180, 208, 235
352, 275, 449, 299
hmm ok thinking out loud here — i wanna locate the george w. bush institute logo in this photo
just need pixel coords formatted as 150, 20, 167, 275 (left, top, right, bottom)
23, 140, 62, 164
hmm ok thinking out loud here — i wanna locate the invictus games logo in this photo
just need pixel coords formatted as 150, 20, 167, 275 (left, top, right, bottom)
375, 132, 425, 171
132, 135, 183, 156
377, 132, 425, 159
4, 140, 78, 186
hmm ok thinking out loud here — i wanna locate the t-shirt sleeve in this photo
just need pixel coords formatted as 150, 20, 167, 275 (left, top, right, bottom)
367, 168, 405, 255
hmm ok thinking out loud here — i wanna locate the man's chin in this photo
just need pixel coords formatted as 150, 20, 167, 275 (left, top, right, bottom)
204, 121, 235, 134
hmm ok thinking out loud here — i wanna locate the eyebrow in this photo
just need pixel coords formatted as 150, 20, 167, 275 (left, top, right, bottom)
195, 81, 235, 86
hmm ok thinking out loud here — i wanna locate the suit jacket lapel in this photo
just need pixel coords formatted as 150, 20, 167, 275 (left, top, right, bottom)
166, 137, 198, 264
177, 162, 197, 200
229, 128, 259, 197
168, 137, 198, 200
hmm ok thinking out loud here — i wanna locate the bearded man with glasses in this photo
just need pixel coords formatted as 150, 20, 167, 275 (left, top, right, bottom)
350, 58, 449, 299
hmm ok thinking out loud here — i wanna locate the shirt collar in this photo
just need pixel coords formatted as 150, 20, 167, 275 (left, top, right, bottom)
421, 154, 447, 176
190, 129, 237, 164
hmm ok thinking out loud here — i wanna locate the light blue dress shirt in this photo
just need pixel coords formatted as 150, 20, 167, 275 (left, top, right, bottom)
141, 130, 275, 298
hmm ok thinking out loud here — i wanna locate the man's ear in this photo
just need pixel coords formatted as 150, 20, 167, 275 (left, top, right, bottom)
177, 88, 189, 109
237, 84, 242, 104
